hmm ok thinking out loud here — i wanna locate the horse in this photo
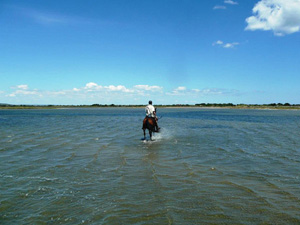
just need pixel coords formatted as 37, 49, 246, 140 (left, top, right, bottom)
142, 117, 159, 140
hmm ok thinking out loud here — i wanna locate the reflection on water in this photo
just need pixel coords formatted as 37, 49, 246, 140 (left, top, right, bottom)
1, 108, 300, 224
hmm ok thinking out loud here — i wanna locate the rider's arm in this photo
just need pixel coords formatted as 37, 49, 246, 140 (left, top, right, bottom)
153, 107, 157, 117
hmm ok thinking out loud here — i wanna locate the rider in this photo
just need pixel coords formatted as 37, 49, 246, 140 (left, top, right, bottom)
143, 100, 160, 132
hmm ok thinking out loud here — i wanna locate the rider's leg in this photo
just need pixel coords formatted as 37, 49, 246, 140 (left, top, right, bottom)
142, 117, 147, 129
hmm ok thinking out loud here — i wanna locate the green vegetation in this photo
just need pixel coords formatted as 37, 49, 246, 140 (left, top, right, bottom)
194, 103, 300, 109
1, 103, 300, 109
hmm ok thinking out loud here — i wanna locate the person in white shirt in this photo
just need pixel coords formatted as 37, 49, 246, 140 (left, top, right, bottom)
143, 100, 160, 132
145, 101, 156, 117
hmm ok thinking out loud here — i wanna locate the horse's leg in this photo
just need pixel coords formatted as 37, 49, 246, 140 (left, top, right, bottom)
143, 129, 146, 140
149, 130, 153, 141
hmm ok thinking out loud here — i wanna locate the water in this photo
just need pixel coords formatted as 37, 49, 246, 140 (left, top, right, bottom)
1, 108, 300, 224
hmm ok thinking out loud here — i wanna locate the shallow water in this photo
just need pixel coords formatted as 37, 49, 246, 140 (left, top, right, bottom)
1, 108, 300, 224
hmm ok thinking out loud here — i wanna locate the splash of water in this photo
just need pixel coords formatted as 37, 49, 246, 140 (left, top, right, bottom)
143, 128, 175, 143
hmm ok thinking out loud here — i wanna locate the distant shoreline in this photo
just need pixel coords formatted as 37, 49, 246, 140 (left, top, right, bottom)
1, 103, 300, 110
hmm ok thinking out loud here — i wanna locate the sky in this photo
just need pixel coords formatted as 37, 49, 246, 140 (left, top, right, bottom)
1, 0, 300, 105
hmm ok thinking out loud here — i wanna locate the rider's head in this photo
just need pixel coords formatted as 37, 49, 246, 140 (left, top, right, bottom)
149, 100, 152, 105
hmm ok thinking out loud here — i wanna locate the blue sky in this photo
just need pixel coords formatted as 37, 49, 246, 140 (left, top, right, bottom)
1, 0, 300, 105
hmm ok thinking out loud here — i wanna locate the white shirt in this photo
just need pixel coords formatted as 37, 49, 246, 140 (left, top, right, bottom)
145, 104, 155, 117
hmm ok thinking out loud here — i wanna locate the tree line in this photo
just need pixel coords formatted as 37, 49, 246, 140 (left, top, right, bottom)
1, 103, 300, 108
195, 103, 300, 107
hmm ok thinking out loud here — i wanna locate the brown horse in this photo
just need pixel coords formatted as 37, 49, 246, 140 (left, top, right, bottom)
142, 117, 158, 140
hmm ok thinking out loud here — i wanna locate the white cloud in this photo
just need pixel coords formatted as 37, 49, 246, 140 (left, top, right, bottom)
16, 84, 29, 90
245, 0, 300, 36
134, 85, 163, 92
85, 82, 101, 90
202, 89, 223, 95
85, 83, 96, 89
72, 83, 164, 95
50, 91, 66, 95
214, 1, 238, 10
3, 83, 241, 105
223, 42, 239, 48
213, 5, 227, 10
83, 83, 135, 93
176, 87, 186, 91
8, 85, 41, 97
224, 0, 238, 5
212, 40, 224, 46
213, 40, 239, 48
199, 88, 240, 96
167, 86, 190, 95
167, 87, 240, 97
105, 85, 133, 93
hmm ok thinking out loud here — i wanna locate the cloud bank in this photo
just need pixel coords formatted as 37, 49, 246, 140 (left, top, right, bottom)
1, 83, 240, 105
167, 86, 240, 97
246, 0, 300, 36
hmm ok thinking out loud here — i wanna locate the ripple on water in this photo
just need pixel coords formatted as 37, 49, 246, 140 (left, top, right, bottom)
1, 108, 300, 224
